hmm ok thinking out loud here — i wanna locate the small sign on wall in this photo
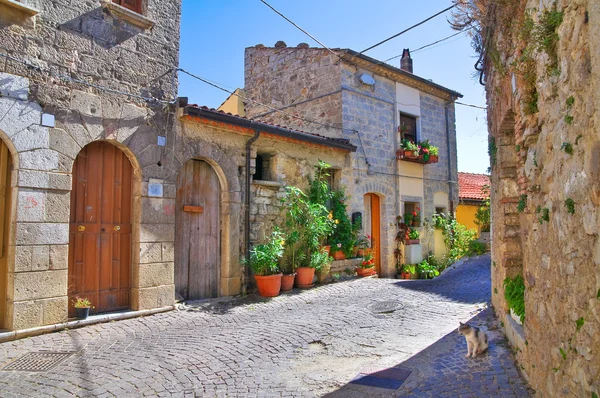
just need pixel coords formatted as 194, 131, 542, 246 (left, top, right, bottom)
148, 178, 164, 197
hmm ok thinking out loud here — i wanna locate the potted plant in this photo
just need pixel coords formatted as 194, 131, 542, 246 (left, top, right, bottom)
313, 250, 333, 283
417, 259, 440, 279
247, 229, 285, 297
429, 146, 439, 163
403, 213, 413, 226
73, 297, 93, 319
399, 263, 416, 279
406, 228, 420, 245
332, 243, 345, 260
356, 251, 376, 277
412, 207, 421, 227
356, 234, 371, 257
401, 139, 419, 159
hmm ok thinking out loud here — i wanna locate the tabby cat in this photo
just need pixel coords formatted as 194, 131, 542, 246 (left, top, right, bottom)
458, 322, 489, 358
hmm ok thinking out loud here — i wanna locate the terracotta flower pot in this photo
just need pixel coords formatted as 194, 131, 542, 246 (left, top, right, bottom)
281, 273, 296, 291
295, 267, 315, 288
254, 273, 283, 297
430, 155, 439, 163
362, 248, 374, 257
406, 239, 420, 245
356, 267, 377, 277
357, 248, 365, 257
333, 250, 345, 261
352, 246, 359, 258
401, 272, 411, 279
405, 150, 419, 159
320, 245, 331, 254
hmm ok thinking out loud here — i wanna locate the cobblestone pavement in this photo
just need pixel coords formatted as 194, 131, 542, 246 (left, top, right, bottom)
0, 255, 532, 397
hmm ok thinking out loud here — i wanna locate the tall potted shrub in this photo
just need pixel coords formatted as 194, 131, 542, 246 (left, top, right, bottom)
248, 229, 285, 297
329, 187, 356, 259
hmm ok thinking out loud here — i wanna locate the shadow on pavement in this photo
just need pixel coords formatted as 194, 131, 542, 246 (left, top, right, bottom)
321, 308, 532, 398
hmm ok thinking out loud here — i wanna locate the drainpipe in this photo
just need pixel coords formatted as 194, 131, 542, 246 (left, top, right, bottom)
445, 99, 455, 216
243, 130, 260, 294
393, 97, 400, 219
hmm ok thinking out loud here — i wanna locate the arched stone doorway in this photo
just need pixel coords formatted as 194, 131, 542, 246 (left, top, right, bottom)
68, 141, 134, 315
175, 159, 221, 300
0, 138, 12, 329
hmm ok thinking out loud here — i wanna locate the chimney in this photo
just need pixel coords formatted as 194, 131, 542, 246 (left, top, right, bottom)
400, 49, 413, 73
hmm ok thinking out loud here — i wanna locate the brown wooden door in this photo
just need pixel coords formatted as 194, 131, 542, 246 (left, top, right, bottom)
68, 142, 133, 316
366, 193, 381, 274
0, 140, 11, 329
175, 160, 220, 300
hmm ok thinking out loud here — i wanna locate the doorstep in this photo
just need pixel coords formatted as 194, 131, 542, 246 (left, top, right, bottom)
0, 305, 175, 344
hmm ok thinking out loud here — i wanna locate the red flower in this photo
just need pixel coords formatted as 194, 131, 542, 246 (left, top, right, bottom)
423, 148, 429, 154
413, 211, 417, 217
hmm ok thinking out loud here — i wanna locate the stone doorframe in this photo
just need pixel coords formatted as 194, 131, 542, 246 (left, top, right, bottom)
177, 157, 240, 297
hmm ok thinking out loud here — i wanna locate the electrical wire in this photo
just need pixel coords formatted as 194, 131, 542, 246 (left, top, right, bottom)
384, 27, 472, 62
178, 68, 356, 133
360, 4, 457, 54
258, 0, 347, 64
456, 102, 487, 110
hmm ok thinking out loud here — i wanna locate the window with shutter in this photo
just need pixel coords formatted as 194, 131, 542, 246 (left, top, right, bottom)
113, 0, 142, 14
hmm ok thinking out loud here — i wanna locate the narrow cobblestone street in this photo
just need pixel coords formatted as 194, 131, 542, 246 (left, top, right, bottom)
0, 255, 531, 397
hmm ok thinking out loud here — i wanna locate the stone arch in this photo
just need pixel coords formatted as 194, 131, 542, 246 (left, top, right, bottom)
68, 140, 142, 314
175, 156, 240, 297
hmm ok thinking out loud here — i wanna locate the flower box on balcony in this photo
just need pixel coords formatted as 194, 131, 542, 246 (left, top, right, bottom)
397, 139, 439, 164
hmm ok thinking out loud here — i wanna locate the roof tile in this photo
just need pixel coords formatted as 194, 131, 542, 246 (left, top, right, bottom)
458, 172, 490, 201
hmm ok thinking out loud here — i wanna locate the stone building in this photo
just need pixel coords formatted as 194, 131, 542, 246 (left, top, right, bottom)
0, 0, 181, 331
244, 44, 462, 274
176, 104, 355, 300
461, 0, 600, 395
456, 172, 490, 237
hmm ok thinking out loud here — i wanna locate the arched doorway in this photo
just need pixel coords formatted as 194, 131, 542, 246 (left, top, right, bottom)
68, 141, 133, 315
364, 193, 381, 274
175, 159, 220, 300
0, 139, 12, 329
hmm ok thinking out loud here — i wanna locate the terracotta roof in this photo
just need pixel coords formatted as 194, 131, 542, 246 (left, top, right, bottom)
458, 172, 490, 201
182, 105, 357, 152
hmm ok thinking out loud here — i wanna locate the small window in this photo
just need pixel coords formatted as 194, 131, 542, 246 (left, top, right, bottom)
399, 113, 417, 143
403, 201, 421, 225
113, 0, 142, 13
435, 207, 446, 217
254, 154, 274, 182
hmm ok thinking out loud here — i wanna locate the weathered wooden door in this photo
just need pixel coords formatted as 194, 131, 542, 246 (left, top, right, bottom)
365, 193, 381, 274
175, 160, 220, 300
0, 140, 11, 329
68, 142, 133, 316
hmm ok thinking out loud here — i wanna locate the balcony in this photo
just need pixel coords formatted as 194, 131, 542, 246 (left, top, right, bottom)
396, 139, 439, 165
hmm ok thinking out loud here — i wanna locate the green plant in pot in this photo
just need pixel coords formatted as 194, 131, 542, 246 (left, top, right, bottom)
247, 229, 285, 297
417, 259, 439, 279
73, 297, 93, 319
399, 263, 416, 279
312, 249, 333, 284
407, 228, 420, 244
329, 187, 355, 259
356, 251, 376, 277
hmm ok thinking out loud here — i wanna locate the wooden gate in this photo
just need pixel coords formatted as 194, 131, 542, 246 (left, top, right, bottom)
68, 142, 133, 315
365, 193, 381, 274
0, 140, 11, 328
175, 160, 220, 300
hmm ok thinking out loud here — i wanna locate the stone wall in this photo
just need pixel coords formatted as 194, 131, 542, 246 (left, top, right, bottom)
479, 0, 600, 395
0, 0, 181, 330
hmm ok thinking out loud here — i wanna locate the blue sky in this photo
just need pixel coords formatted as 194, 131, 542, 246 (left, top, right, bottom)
179, 0, 489, 174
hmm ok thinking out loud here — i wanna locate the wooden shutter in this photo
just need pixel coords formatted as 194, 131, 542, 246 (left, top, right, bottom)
113, 0, 142, 13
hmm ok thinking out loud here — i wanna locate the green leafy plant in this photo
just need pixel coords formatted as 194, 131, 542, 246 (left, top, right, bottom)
307, 160, 333, 207
474, 186, 491, 232
517, 194, 527, 213
468, 240, 487, 256
356, 234, 371, 249
539, 207, 550, 223
435, 216, 477, 261
533, 7, 563, 74
504, 275, 525, 323
329, 187, 356, 257
564, 115, 573, 124
408, 228, 419, 240
400, 263, 416, 274
403, 213, 414, 225
73, 297, 93, 309
575, 134, 583, 145
488, 137, 498, 166
417, 260, 439, 279
431, 213, 446, 229
360, 251, 375, 269
566, 96, 575, 108
515, 144, 521, 152
309, 249, 332, 272
247, 229, 285, 276
559, 347, 567, 361
575, 317, 585, 331
561, 142, 573, 155
565, 198, 575, 214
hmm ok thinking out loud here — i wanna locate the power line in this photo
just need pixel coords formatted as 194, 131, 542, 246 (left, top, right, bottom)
178, 68, 354, 133
384, 28, 472, 62
360, 4, 457, 54
259, 0, 346, 64
456, 101, 487, 110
